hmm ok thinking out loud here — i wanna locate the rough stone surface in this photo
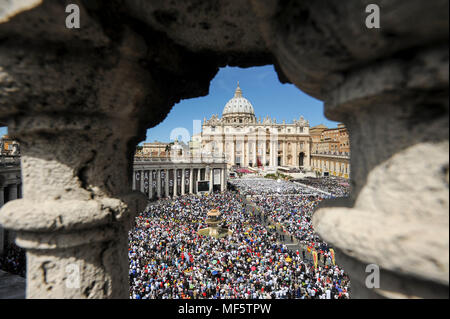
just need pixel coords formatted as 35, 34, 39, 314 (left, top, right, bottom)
0, 0, 448, 298
0, 0, 41, 23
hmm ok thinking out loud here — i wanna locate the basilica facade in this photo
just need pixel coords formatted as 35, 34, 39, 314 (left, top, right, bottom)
197, 83, 312, 170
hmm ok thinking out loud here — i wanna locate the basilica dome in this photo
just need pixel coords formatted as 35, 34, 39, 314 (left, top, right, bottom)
222, 82, 255, 117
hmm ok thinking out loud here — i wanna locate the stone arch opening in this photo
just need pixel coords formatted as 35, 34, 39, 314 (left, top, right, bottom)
0, 0, 447, 300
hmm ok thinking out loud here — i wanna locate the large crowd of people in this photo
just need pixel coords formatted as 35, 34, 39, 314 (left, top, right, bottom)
0, 243, 26, 277
229, 178, 321, 197
229, 177, 344, 262
129, 187, 350, 299
293, 177, 350, 197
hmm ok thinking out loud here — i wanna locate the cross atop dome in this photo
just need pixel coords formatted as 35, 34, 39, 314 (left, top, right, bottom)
234, 81, 243, 98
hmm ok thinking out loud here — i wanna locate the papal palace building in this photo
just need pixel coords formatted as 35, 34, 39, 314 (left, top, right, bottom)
196, 82, 350, 177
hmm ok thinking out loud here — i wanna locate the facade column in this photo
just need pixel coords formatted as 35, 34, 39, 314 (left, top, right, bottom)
282, 141, 287, 166
294, 141, 298, 167
253, 138, 257, 167
244, 138, 249, 167
156, 169, 161, 198
231, 138, 235, 165
262, 140, 266, 167
268, 139, 273, 167
132, 168, 136, 190
189, 168, 194, 194
272, 140, 278, 167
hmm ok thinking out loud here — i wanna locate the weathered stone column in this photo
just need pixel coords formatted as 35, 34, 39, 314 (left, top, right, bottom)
251, 0, 448, 298
312, 45, 449, 298
0, 117, 147, 298
0, 1, 155, 298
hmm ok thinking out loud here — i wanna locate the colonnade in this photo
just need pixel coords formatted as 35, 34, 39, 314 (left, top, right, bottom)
311, 156, 351, 178
0, 180, 22, 255
132, 165, 227, 199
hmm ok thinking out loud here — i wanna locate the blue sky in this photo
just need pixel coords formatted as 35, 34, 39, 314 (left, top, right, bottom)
144, 65, 337, 144
0, 65, 338, 142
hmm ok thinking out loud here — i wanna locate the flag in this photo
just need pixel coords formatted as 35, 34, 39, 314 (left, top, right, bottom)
312, 250, 318, 270
329, 248, 335, 265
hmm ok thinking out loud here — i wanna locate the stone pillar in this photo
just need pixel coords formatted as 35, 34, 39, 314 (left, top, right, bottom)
244, 139, 249, 167
282, 141, 287, 166
140, 170, 144, 194
253, 138, 257, 167
164, 169, 169, 198
311, 46, 449, 298
209, 167, 213, 193
173, 169, 177, 197
148, 170, 153, 199
251, 0, 448, 299
268, 139, 273, 167
181, 168, 186, 195
262, 140, 266, 167
189, 168, 194, 194
231, 138, 235, 165
220, 168, 225, 192
156, 170, 161, 199
0, 117, 147, 298
272, 140, 278, 167
293, 141, 298, 167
